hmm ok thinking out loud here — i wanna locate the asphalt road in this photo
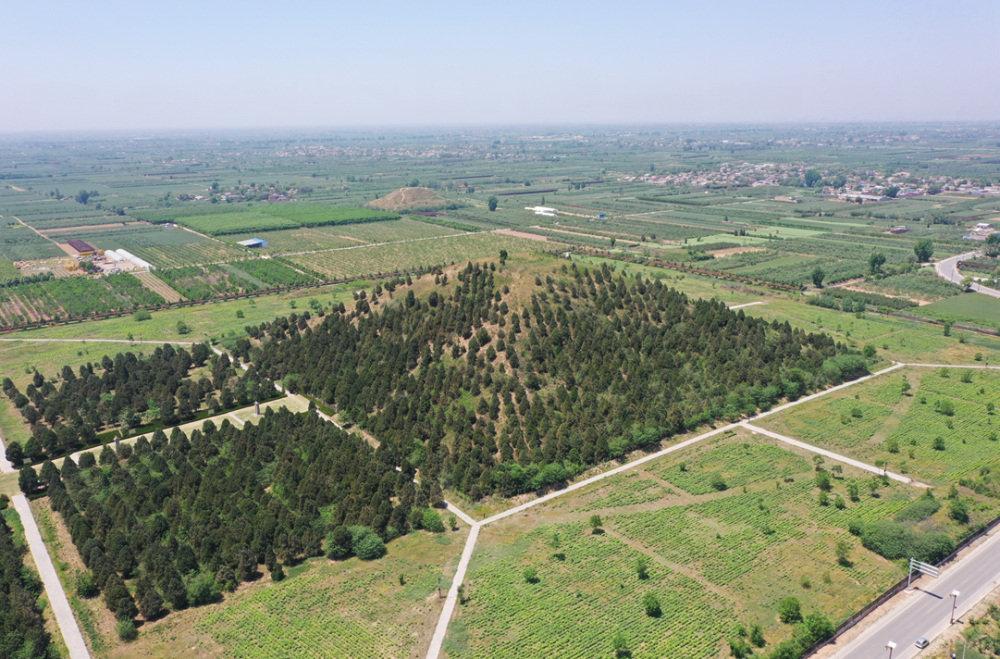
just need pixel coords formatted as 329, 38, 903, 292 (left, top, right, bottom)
828, 528, 1000, 659
934, 253, 1000, 298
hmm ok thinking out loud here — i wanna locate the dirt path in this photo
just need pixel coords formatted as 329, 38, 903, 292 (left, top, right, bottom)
496, 229, 549, 242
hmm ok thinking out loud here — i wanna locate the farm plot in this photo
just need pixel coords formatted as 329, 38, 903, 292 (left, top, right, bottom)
451, 433, 928, 659
0, 275, 155, 327
156, 264, 262, 300
0, 225, 64, 260
759, 367, 1000, 487
133, 270, 184, 302
288, 233, 544, 280
173, 211, 300, 236
262, 203, 399, 227
127, 241, 247, 268
0, 259, 19, 279
224, 259, 316, 287
193, 530, 467, 659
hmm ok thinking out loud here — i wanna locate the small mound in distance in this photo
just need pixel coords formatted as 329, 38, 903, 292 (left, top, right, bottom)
369, 187, 448, 212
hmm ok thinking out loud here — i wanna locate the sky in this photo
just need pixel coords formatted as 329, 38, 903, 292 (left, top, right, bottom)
3, 0, 999, 132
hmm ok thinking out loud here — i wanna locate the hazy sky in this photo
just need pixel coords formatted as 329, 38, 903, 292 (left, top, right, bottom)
3, 0, 998, 131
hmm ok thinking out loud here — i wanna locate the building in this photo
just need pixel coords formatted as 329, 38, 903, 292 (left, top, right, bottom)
67, 239, 97, 256
237, 238, 268, 248
114, 249, 154, 271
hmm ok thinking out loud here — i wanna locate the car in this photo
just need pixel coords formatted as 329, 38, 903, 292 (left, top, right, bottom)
915, 638, 929, 649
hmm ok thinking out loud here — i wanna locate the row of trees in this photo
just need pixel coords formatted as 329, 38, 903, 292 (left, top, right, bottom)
0, 516, 54, 657
245, 260, 863, 500
4, 343, 272, 465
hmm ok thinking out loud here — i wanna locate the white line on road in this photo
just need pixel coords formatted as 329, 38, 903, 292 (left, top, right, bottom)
741, 423, 922, 486
12, 495, 90, 659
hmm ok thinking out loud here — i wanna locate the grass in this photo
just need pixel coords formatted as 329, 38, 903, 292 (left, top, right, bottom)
450, 430, 938, 659
919, 294, 1000, 327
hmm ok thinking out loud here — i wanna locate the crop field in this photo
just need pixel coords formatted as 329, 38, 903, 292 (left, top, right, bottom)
852, 270, 963, 302
225, 259, 315, 287
156, 264, 265, 299
222, 218, 460, 254
127, 241, 248, 268
0, 274, 162, 327
173, 211, 301, 236
449, 432, 940, 659
39, 223, 204, 252
288, 233, 545, 280
918, 294, 1000, 327
262, 203, 399, 227
0, 259, 19, 278
0, 226, 64, 260
194, 529, 467, 659
760, 367, 1000, 486
740, 299, 1000, 365
134, 270, 184, 302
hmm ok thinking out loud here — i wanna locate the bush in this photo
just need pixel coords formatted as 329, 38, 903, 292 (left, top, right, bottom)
523, 567, 538, 584
949, 498, 970, 524
133, 310, 152, 322
642, 592, 661, 617
187, 572, 219, 607
421, 508, 445, 533
860, 519, 955, 562
76, 571, 99, 598
894, 494, 941, 523
351, 527, 386, 561
271, 563, 285, 582
933, 436, 946, 451
778, 596, 802, 623
116, 619, 138, 641
709, 473, 727, 491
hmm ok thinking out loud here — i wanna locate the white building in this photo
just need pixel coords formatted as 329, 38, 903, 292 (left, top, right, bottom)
115, 249, 155, 271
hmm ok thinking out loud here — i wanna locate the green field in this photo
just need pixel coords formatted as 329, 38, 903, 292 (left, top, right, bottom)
288, 233, 545, 280
760, 367, 1000, 487
919, 293, 1000, 327
447, 430, 972, 659
222, 218, 461, 254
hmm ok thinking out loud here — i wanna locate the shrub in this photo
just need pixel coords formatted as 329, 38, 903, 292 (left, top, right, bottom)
133, 310, 152, 322
860, 519, 955, 562
523, 567, 538, 584
933, 436, 946, 451
778, 596, 802, 623
351, 527, 386, 560
116, 619, 137, 641
642, 592, 661, 617
187, 572, 219, 607
325, 526, 353, 560
271, 563, 285, 582
709, 473, 727, 491
76, 571, 99, 598
949, 499, 970, 524
894, 494, 941, 523
421, 508, 445, 533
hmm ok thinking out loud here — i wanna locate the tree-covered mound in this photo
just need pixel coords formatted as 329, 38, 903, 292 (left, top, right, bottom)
246, 260, 866, 499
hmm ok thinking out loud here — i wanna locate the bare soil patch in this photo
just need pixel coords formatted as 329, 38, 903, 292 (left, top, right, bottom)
497, 229, 549, 242
369, 187, 448, 212
711, 246, 765, 258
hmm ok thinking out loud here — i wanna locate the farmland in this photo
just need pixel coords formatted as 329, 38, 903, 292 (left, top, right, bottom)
0, 274, 165, 327
221, 218, 461, 254
446, 430, 984, 659
759, 367, 1000, 486
163, 205, 400, 237
287, 232, 545, 280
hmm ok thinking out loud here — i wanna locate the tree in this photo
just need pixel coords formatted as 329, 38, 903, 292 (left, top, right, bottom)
778, 596, 802, 623
811, 266, 825, 288
612, 632, 630, 658
134, 576, 164, 620
635, 558, 649, 580
835, 539, 852, 566
499, 249, 508, 266
187, 572, 218, 606
488, 195, 498, 211
804, 170, 822, 187
523, 566, 538, 583
610, 238, 616, 248
884, 186, 900, 198
868, 252, 886, 275
116, 620, 137, 641
18, 465, 38, 495
76, 190, 91, 205
749, 624, 765, 648
176, 321, 190, 335
641, 592, 661, 617
949, 498, 969, 524
271, 562, 285, 582
5, 442, 23, 466
914, 239, 934, 263
589, 514, 603, 534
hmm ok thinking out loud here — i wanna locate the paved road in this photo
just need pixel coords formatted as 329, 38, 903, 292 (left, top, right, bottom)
424, 523, 480, 659
828, 528, 1000, 659
934, 253, 1000, 298
12, 495, 90, 659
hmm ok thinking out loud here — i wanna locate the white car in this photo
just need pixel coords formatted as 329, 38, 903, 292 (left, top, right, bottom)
915, 638, 929, 649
